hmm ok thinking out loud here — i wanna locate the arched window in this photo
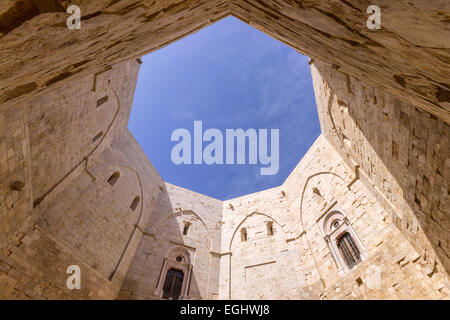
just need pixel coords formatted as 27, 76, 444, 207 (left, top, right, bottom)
130, 196, 140, 211
319, 209, 365, 272
241, 228, 247, 242
96, 95, 108, 107
183, 222, 191, 236
267, 221, 274, 236
337, 232, 361, 268
107, 171, 120, 186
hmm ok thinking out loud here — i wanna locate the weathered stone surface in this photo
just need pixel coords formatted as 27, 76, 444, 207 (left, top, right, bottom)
0, 59, 164, 299
0, 1, 449, 121
311, 60, 450, 279
118, 183, 223, 300
120, 135, 448, 300
0, 0, 448, 300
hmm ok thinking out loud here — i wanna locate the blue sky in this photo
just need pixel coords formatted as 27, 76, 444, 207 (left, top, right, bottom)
128, 16, 320, 200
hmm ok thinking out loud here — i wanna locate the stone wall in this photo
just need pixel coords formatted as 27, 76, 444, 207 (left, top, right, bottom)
117, 133, 448, 300
217, 135, 449, 299
310, 59, 450, 281
119, 183, 223, 300
1, 58, 141, 248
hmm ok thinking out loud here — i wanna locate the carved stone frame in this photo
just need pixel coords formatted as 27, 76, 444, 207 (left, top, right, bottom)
154, 247, 193, 300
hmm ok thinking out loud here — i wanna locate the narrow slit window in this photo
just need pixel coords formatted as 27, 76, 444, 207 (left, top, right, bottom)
92, 131, 103, 143
107, 171, 120, 186
183, 222, 191, 236
342, 134, 352, 148
267, 221, 274, 236
241, 228, 247, 242
96, 95, 108, 107
130, 196, 140, 211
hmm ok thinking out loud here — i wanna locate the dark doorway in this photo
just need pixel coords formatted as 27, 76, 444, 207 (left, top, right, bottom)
162, 268, 184, 300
